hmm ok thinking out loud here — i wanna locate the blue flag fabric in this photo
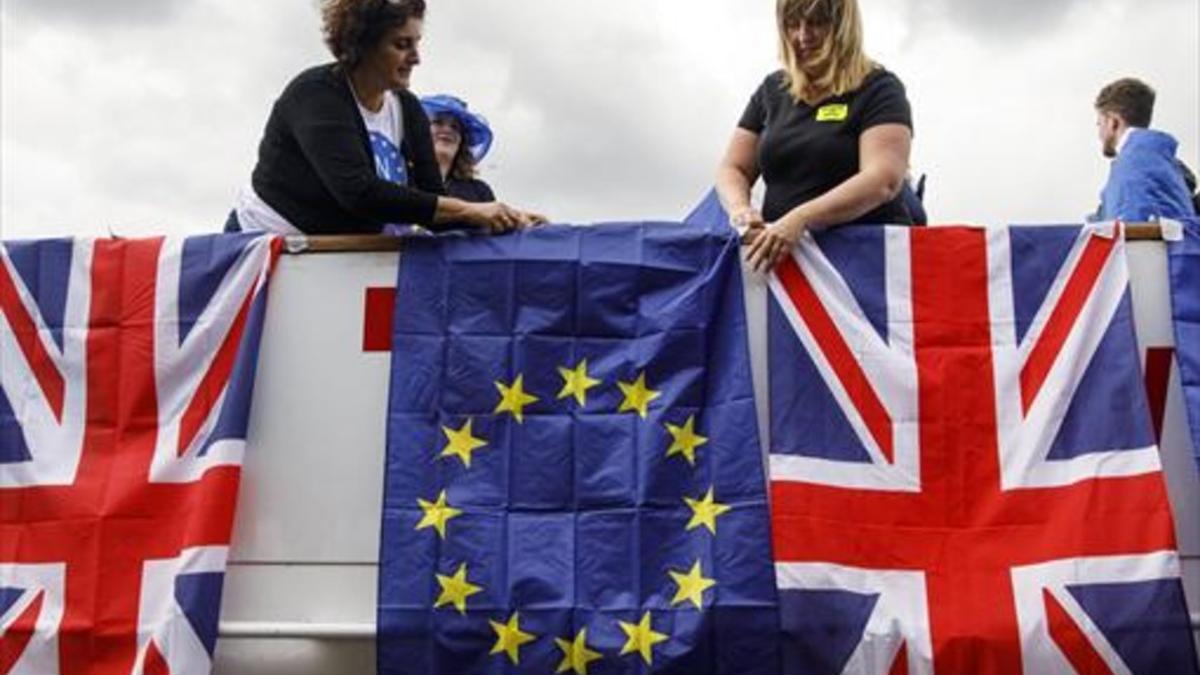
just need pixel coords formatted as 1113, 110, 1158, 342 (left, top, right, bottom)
1169, 218, 1200, 471
683, 189, 728, 228
378, 223, 779, 673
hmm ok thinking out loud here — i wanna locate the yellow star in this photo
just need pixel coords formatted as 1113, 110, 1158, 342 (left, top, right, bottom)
557, 359, 601, 407
440, 418, 487, 468
618, 611, 669, 665
669, 560, 716, 610
684, 487, 732, 535
434, 563, 483, 615
489, 612, 537, 665
554, 627, 603, 674
495, 375, 539, 423
617, 372, 662, 419
665, 415, 708, 466
415, 489, 462, 539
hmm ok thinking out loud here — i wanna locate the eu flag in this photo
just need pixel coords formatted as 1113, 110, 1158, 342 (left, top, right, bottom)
1169, 217, 1200, 471
378, 222, 779, 673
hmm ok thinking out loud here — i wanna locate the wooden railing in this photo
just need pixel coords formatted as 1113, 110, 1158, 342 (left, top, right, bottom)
285, 223, 1166, 254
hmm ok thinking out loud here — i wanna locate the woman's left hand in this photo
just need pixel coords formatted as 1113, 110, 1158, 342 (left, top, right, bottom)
746, 219, 805, 273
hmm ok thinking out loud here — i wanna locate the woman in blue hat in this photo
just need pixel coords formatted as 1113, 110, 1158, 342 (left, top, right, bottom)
423, 95, 496, 203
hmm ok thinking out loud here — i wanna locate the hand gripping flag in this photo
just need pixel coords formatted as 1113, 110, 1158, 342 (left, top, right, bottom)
379, 223, 780, 673
1168, 217, 1200, 472
1, 233, 280, 674
768, 223, 1197, 674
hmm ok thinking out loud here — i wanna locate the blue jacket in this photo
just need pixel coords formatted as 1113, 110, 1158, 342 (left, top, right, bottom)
1098, 129, 1197, 222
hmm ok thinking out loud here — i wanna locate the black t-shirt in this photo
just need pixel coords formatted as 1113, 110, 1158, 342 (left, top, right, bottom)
739, 68, 913, 225
446, 176, 495, 203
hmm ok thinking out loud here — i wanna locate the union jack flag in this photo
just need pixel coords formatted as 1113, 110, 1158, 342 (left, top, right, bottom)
768, 224, 1198, 674
1, 233, 280, 674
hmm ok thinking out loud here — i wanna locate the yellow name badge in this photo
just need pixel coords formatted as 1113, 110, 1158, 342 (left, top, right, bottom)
815, 104, 849, 122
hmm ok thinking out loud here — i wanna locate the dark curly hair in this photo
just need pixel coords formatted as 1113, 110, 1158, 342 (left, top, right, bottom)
321, 0, 426, 70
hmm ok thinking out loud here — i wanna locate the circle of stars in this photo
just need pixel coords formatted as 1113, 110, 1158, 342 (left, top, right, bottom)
408, 359, 732, 670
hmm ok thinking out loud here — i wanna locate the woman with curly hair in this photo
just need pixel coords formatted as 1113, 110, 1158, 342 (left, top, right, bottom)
228, 0, 542, 235
716, 0, 914, 271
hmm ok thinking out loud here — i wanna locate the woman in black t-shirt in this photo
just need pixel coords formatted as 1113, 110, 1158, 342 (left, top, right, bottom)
715, 0, 914, 271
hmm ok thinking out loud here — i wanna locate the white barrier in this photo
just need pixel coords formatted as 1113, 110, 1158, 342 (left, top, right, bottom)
214, 232, 1200, 674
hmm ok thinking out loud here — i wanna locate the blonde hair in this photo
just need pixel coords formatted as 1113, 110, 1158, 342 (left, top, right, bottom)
776, 0, 874, 105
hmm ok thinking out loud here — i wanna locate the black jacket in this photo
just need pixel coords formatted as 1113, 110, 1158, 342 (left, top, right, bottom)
251, 64, 446, 234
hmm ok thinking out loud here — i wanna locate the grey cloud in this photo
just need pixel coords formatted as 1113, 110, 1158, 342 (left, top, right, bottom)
925, 0, 1077, 36
897, 0, 1184, 40
2, 0, 1193, 237
0, 0, 188, 27
0, 0, 312, 236
495, 53, 697, 219
422, 1, 732, 222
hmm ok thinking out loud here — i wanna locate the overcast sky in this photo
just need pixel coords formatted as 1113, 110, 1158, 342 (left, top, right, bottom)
1, 0, 1197, 239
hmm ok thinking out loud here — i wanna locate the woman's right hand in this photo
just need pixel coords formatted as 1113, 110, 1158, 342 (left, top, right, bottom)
467, 201, 536, 234
746, 218, 806, 273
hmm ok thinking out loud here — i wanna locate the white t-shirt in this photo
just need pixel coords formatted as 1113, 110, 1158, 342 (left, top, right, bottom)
235, 89, 408, 234
234, 185, 302, 235
359, 90, 408, 186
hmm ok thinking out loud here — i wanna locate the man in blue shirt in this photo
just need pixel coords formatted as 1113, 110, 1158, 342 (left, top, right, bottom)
1093, 78, 1196, 222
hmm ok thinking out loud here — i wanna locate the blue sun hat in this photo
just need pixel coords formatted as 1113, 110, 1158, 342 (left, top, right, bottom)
420, 94, 494, 162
